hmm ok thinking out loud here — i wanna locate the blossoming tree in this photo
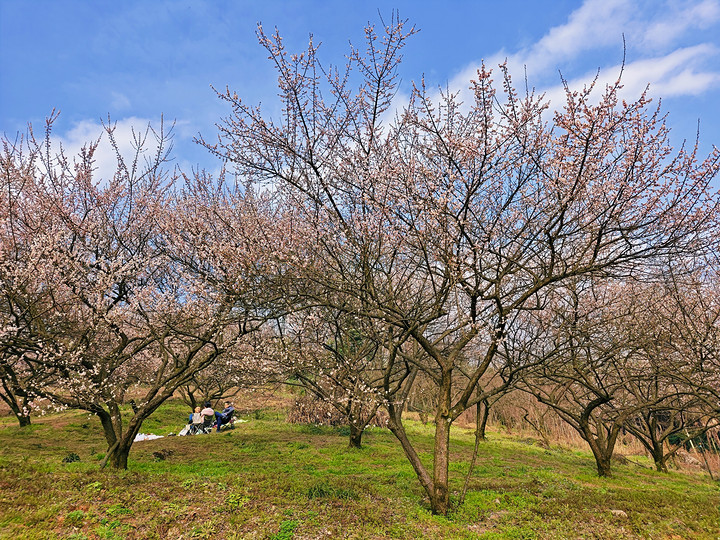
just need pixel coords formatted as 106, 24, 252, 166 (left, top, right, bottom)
0, 116, 293, 468
205, 16, 720, 513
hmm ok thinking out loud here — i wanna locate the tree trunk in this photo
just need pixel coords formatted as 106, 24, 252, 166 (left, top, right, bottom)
650, 444, 668, 472
654, 456, 668, 473
108, 440, 131, 470
428, 369, 453, 515
0, 383, 31, 427
386, 402, 436, 509
477, 399, 490, 440
348, 422, 363, 449
459, 398, 486, 507
431, 414, 452, 514
94, 407, 119, 449
94, 402, 134, 469
595, 453, 613, 478
186, 388, 198, 410
105, 419, 144, 470
575, 399, 619, 478
584, 426, 620, 478
10, 399, 31, 427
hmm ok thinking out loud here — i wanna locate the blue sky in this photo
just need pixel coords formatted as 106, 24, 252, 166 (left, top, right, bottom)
2, 0, 719, 178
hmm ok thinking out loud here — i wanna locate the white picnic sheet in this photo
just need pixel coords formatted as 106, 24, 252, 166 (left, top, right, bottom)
134, 433, 164, 442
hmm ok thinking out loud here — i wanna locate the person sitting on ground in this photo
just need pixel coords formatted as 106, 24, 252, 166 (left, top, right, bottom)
215, 401, 235, 431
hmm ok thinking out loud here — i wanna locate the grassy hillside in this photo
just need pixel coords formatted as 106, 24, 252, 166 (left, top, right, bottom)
0, 396, 717, 539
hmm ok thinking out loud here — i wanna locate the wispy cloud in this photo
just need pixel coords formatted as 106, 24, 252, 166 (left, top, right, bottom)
517, 0, 630, 73
539, 44, 720, 111
446, 0, 720, 107
642, 0, 720, 48
110, 92, 132, 111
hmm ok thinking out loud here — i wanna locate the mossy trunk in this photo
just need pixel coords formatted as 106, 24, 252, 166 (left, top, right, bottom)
650, 445, 669, 472
595, 454, 613, 477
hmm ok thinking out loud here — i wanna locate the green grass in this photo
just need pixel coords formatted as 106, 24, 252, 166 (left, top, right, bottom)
0, 397, 717, 539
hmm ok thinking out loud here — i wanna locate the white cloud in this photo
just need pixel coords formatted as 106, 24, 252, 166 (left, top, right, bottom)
538, 44, 720, 119
447, 0, 631, 91
54, 116, 221, 187
521, 0, 630, 71
58, 117, 165, 184
442, 0, 720, 109
442, 0, 632, 109
643, 0, 720, 48
620, 44, 720, 97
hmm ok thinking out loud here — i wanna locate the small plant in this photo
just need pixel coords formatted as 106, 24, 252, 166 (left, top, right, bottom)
106, 504, 132, 517
65, 509, 86, 524
95, 520, 124, 540
190, 522, 216, 538
269, 519, 298, 540
152, 449, 174, 461
162, 502, 187, 518
306, 481, 357, 500
182, 478, 196, 489
62, 452, 81, 463
85, 481, 103, 493
225, 492, 249, 511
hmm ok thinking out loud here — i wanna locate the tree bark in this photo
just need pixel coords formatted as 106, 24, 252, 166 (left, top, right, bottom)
595, 453, 613, 478
430, 415, 452, 514
108, 440, 131, 470
94, 407, 118, 449
0, 382, 31, 427
653, 453, 669, 473
386, 401, 437, 510
647, 434, 669, 472
477, 399, 490, 441
105, 417, 144, 470
348, 423, 363, 449
582, 425, 620, 478
427, 370, 454, 515
459, 398, 486, 507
